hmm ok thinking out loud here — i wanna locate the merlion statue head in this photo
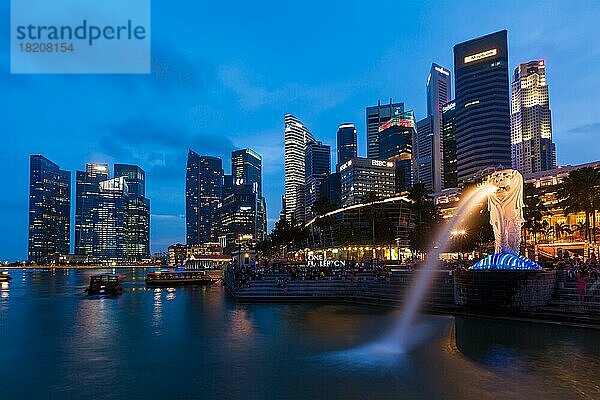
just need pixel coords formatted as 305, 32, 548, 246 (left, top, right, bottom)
486, 169, 525, 254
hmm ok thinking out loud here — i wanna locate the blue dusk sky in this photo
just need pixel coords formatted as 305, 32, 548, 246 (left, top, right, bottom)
1, 1, 600, 261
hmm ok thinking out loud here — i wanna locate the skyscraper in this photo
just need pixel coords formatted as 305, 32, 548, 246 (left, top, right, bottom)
304, 141, 331, 219
378, 111, 416, 192
186, 151, 223, 244
366, 100, 404, 159
454, 30, 511, 183
511, 60, 556, 173
416, 116, 433, 190
442, 100, 457, 189
28, 155, 71, 263
426, 63, 451, 192
75, 164, 150, 262
336, 123, 357, 168
284, 114, 314, 222
114, 164, 145, 197
115, 164, 150, 258
219, 183, 261, 251
230, 148, 267, 241
75, 163, 109, 257
232, 149, 262, 195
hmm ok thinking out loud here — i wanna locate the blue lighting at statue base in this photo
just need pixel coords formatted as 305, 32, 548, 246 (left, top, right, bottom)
469, 253, 543, 270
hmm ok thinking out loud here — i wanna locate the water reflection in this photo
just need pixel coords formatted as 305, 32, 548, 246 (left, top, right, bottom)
1, 269, 599, 400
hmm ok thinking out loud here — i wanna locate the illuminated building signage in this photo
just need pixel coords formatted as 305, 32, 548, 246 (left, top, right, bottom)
307, 254, 346, 268
434, 66, 450, 76
378, 116, 415, 132
339, 160, 352, 171
371, 159, 393, 168
442, 102, 456, 113
464, 100, 480, 108
463, 48, 497, 64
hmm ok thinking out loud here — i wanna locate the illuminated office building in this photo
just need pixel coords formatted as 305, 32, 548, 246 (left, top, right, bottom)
186, 151, 223, 244
442, 100, 457, 189
284, 114, 314, 222
416, 116, 433, 191
426, 63, 451, 192
339, 157, 395, 206
336, 123, 357, 168
226, 148, 267, 242
366, 99, 404, 159
378, 111, 416, 192
454, 30, 511, 183
75, 163, 150, 262
219, 183, 260, 251
511, 60, 556, 174
28, 155, 71, 263
304, 141, 331, 219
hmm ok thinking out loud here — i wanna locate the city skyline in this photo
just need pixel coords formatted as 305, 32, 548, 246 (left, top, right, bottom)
3, 1, 600, 260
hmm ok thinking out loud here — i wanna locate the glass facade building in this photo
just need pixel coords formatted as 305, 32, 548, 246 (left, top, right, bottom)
426, 63, 451, 192
28, 155, 71, 263
416, 116, 433, 191
366, 100, 404, 159
336, 123, 357, 169
454, 30, 511, 183
442, 100, 457, 189
304, 141, 331, 219
75, 164, 150, 263
511, 60, 556, 174
227, 148, 266, 242
378, 111, 416, 192
186, 151, 223, 245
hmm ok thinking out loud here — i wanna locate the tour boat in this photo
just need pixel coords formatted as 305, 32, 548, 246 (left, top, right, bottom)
144, 269, 217, 287
0, 269, 12, 282
86, 274, 124, 295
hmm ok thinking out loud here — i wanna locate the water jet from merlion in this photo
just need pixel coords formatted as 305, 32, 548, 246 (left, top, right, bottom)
365, 168, 546, 355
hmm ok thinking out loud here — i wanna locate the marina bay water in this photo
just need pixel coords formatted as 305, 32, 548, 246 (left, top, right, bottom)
1, 268, 599, 399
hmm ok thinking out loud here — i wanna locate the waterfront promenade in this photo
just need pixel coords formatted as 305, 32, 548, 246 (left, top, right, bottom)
224, 268, 600, 327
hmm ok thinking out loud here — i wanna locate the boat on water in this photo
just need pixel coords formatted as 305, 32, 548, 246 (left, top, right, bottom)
145, 268, 218, 287
86, 274, 124, 295
0, 270, 12, 282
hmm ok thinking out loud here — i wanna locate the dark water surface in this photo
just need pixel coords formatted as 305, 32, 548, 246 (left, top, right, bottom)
1, 268, 599, 399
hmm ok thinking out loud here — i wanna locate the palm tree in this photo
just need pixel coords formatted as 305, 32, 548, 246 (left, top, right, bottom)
554, 222, 571, 241
558, 167, 600, 243
407, 183, 440, 255
523, 183, 545, 247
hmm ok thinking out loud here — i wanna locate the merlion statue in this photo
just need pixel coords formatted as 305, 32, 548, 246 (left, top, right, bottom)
486, 169, 525, 255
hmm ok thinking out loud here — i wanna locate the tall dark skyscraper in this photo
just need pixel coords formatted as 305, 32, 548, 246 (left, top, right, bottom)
366, 100, 404, 159
416, 116, 433, 190
336, 123, 357, 169
28, 155, 71, 263
378, 111, 416, 192
228, 148, 266, 242
454, 30, 511, 183
186, 151, 223, 245
426, 63, 451, 192
114, 164, 150, 258
232, 149, 262, 196
75, 163, 109, 257
114, 164, 145, 197
304, 141, 331, 219
442, 100, 457, 189
75, 163, 150, 262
